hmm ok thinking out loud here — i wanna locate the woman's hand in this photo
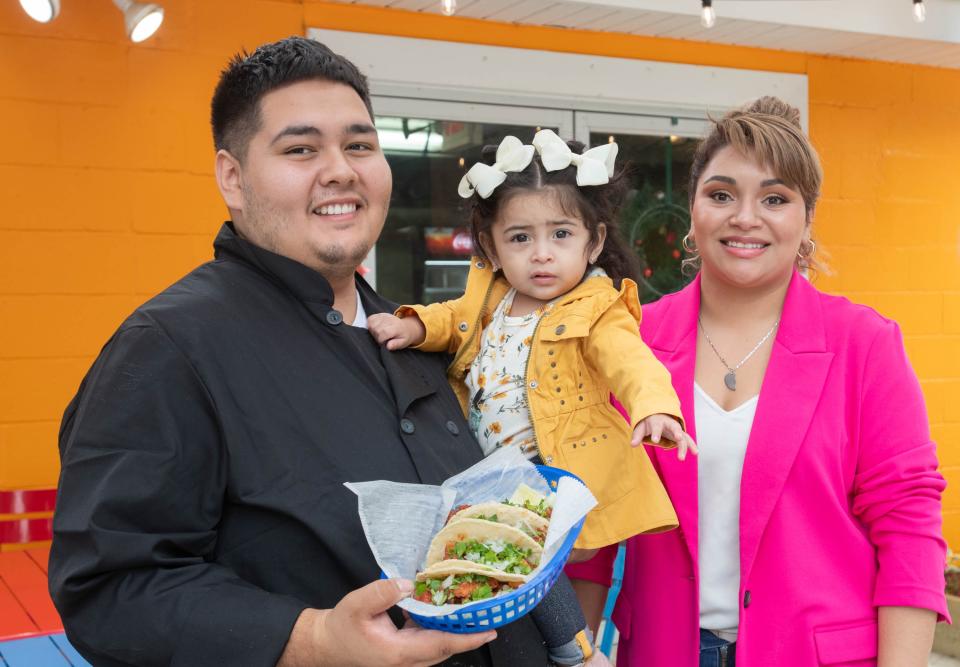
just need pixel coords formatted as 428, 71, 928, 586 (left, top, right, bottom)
368, 313, 427, 350
568, 548, 600, 564
632, 414, 698, 460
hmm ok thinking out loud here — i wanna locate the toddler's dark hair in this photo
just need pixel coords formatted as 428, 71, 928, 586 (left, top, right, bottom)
468, 139, 640, 288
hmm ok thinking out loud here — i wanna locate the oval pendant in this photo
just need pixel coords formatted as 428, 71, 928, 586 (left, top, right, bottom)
724, 371, 737, 391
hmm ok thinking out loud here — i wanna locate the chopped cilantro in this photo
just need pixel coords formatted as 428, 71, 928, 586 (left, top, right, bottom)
471, 584, 493, 600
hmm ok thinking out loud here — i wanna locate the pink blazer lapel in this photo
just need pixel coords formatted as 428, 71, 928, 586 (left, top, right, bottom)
738, 272, 835, 582
644, 276, 701, 566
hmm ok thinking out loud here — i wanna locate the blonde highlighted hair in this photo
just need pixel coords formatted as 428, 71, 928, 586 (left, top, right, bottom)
686, 96, 825, 275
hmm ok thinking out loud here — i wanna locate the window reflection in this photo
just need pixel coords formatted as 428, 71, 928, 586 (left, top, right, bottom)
589, 132, 697, 302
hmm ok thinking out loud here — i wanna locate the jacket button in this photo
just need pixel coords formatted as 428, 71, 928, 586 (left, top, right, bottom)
458, 321, 469, 332
529, 380, 538, 389
400, 419, 415, 435
475, 260, 486, 269
743, 590, 751, 608
446, 420, 459, 435
326, 310, 343, 325
554, 324, 566, 335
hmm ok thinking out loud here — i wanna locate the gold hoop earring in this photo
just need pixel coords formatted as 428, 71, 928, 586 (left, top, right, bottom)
682, 232, 698, 254
798, 239, 816, 259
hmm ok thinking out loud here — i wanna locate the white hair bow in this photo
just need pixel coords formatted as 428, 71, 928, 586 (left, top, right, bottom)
532, 129, 618, 186
458, 136, 535, 199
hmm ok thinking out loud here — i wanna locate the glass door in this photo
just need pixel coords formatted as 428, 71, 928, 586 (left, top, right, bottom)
369, 97, 573, 305
576, 112, 708, 303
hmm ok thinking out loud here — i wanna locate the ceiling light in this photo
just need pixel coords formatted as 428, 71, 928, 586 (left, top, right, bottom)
19, 0, 59, 22
112, 0, 164, 42
912, 0, 926, 23
441, 0, 456, 16
701, 0, 716, 29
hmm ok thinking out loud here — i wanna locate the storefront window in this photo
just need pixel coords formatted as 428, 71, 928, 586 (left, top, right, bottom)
590, 132, 697, 303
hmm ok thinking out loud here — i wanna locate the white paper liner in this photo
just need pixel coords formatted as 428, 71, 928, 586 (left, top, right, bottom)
345, 446, 597, 616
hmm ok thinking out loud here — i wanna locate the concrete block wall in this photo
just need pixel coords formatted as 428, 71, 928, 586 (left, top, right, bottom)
1, 0, 958, 545
0, 0, 304, 487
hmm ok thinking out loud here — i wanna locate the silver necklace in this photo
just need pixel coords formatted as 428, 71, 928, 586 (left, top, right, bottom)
698, 316, 780, 391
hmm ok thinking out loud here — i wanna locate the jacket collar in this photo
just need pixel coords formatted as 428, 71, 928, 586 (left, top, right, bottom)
214, 222, 338, 308
214, 223, 446, 436
648, 271, 834, 578
646, 270, 828, 354
473, 257, 629, 316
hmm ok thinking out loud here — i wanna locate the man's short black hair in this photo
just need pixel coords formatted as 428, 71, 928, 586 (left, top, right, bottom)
211, 36, 374, 161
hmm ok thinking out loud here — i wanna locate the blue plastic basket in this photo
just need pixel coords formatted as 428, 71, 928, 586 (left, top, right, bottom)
389, 465, 586, 634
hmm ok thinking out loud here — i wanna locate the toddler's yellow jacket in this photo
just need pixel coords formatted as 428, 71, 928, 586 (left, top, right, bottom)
398, 258, 681, 548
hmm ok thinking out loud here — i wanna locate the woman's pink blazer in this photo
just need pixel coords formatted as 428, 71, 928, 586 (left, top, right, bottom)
568, 271, 949, 666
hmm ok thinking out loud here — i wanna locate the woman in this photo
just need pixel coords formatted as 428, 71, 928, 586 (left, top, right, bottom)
567, 96, 948, 666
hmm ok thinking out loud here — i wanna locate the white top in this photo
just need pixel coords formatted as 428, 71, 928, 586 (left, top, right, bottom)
695, 382, 758, 641
464, 289, 545, 459
351, 290, 368, 328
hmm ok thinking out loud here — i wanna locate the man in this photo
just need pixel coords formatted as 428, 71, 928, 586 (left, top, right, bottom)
50, 36, 550, 667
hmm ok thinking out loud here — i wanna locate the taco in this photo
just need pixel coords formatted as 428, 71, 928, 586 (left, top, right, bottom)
503, 482, 555, 520
411, 484, 553, 606
424, 518, 542, 576
445, 502, 549, 546
413, 568, 522, 606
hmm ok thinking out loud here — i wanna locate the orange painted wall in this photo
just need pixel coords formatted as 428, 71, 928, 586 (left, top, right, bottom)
2, 1, 958, 544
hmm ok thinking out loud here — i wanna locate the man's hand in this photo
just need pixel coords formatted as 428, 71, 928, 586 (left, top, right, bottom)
368, 314, 426, 350
631, 414, 698, 460
277, 579, 496, 667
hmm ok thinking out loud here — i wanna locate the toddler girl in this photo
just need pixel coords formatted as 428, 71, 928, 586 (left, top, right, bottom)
368, 130, 695, 666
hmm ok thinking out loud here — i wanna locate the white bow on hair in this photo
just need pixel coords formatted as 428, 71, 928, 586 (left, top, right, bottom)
532, 129, 618, 186
458, 135, 535, 199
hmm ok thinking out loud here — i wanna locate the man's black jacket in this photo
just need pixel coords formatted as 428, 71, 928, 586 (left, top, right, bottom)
50, 224, 548, 667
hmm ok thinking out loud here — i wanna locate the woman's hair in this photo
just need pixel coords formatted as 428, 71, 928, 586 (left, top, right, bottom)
686, 96, 824, 274
467, 139, 640, 287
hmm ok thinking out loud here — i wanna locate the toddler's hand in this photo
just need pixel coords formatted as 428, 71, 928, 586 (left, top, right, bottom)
631, 414, 698, 461
367, 313, 426, 350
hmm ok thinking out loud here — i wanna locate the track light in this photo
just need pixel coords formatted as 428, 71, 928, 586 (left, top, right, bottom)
701, 0, 716, 29
441, 0, 456, 16
112, 0, 164, 42
19, 0, 59, 22
912, 0, 926, 22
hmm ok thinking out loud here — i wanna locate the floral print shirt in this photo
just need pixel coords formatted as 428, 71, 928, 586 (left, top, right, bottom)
465, 289, 545, 459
